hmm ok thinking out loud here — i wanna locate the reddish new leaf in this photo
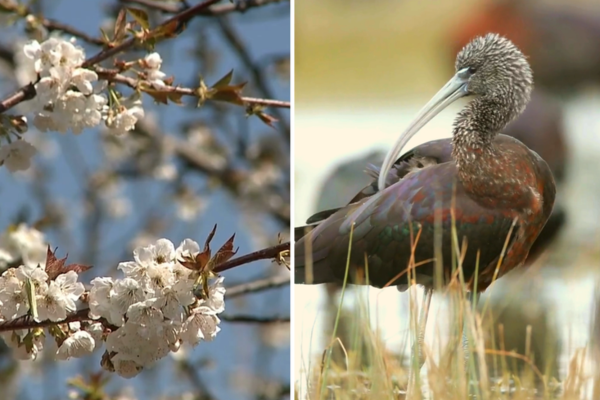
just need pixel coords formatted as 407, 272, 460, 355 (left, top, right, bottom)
203, 224, 218, 254
209, 86, 246, 105
113, 9, 128, 41
256, 111, 279, 129
44, 246, 92, 280
178, 224, 217, 272
150, 20, 181, 40
209, 234, 239, 268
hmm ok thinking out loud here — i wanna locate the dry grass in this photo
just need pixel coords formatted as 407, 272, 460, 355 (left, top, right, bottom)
296, 281, 598, 400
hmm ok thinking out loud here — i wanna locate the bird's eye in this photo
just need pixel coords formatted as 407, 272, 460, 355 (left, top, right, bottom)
468, 66, 477, 74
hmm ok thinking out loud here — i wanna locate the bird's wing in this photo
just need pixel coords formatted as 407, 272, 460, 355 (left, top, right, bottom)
295, 161, 520, 288
300, 138, 455, 230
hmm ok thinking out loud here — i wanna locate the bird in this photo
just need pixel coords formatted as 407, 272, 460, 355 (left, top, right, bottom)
295, 33, 556, 289
294, 33, 557, 367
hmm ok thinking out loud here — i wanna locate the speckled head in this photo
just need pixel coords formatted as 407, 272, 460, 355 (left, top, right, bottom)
455, 33, 533, 118
377, 33, 533, 192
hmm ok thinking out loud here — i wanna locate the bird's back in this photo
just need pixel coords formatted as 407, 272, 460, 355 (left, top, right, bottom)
295, 135, 556, 291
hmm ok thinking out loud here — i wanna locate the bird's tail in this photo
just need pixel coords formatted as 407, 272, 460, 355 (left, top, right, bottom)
294, 226, 337, 285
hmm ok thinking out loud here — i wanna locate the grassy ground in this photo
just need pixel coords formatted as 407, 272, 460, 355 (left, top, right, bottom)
297, 282, 596, 400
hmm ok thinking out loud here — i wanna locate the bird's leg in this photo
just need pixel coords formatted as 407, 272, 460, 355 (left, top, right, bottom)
417, 288, 433, 370
408, 287, 433, 396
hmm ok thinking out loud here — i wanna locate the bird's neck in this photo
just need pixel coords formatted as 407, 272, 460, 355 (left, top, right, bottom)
451, 97, 523, 204
451, 96, 520, 163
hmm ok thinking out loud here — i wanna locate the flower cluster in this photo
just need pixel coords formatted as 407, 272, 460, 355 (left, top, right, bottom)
0, 37, 170, 172
90, 238, 225, 378
23, 37, 107, 135
141, 52, 168, 89
0, 246, 87, 359
0, 230, 225, 377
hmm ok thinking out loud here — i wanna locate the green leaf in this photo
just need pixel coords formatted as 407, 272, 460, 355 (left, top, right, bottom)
99, 28, 112, 45
25, 277, 37, 321
127, 7, 150, 30
211, 70, 234, 90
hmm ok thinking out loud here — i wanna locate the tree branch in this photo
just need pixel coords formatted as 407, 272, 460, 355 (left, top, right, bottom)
118, 0, 288, 15
215, 16, 290, 139
42, 18, 105, 46
220, 315, 290, 323
213, 241, 289, 273
0, 241, 290, 332
95, 67, 290, 108
0, 82, 37, 113
82, 0, 223, 68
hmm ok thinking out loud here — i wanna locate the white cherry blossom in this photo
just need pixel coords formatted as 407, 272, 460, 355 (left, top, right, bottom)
56, 330, 95, 360
0, 140, 37, 172
0, 224, 47, 269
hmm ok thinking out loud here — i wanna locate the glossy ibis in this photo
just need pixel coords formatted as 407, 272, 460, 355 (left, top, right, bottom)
295, 33, 557, 366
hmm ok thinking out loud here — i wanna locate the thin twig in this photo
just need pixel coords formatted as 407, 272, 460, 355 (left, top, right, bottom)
118, 0, 288, 15
227, 274, 289, 298
95, 67, 290, 108
42, 18, 105, 46
214, 241, 290, 273
215, 16, 290, 138
82, 0, 222, 68
178, 358, 215, 400
220, 315, 290, 323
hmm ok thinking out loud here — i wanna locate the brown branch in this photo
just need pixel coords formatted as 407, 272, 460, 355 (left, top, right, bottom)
0, 0, 222, 114
0, 241, 290, 332
0, 309, 107, 333
95, 67, 290, 108
227, 274, 289, 298
0, 82, 37, 114
42, 18, 105, 46
214, 241, 289, 273
220, 315, 289, 323
215, 16, 290, 138
118, 0, 287, 15
82, 0, 222, 68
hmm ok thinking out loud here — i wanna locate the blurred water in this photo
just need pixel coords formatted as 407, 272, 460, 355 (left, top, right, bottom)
293, 92, 600, 397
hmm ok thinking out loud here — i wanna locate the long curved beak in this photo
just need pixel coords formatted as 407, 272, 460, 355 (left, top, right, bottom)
377, 72, 471, 191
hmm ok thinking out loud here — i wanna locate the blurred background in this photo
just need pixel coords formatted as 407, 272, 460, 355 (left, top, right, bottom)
295, 0, 600, 396
0, 0, 290, 399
